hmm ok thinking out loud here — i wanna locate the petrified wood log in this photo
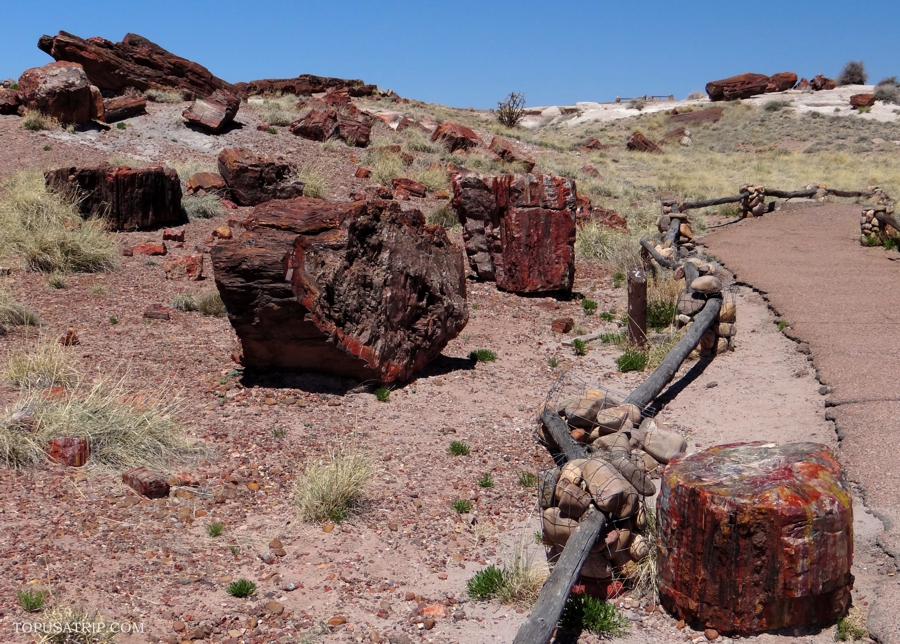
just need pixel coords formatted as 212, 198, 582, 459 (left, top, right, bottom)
38, 31, 235, 98
183, 89, 240, 133
850, 93, 876, 109
122, 467, 170, 498
46, 437, 90, 467
233, 75, 379, 98
657, 442, 853, 634
44, 165, 183, 231
670, 107, 723, 124
211, 198, 468, 383
626, 132, 663, 154
705, 73, 770, 102
102, 94, 147, 122
766, 72, 798, 92
451, 173, 576, 294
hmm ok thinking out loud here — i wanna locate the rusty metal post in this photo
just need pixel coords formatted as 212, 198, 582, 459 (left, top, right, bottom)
627, 269, 647, 347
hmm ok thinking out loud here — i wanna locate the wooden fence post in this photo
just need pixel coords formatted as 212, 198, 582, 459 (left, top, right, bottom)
627, 269, 647, 347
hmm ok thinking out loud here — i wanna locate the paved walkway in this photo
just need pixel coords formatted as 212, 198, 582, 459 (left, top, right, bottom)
704, 203, 900, 642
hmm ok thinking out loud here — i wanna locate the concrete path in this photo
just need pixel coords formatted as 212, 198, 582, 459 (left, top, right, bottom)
704, 204, 900, 643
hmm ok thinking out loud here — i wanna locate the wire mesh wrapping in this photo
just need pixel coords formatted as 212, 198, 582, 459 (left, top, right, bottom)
536, 372, 666, 594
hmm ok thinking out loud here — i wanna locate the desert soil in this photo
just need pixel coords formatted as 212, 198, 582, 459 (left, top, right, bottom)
0, 103, 886, 644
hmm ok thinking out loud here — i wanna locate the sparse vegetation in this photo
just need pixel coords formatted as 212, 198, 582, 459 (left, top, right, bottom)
469, 349, 497, 362
0, 288, 39, 334
426, 206, 459, 228
171, 290, 226, 316
298, 164, 328, 199
17, 588, 47, 611
37, 604, 116, 644
370, 150, 404, 185
581, 299, 598, 315
559, 593, 629, 637
0, 170, 118, 274
777, 320, 790, 330
835, 606, 868, 641
572, 338, 587, 356
260, 95, 298, 126
116, 122, 128, 130
90, 284, 106, 295
144, 88, 184, 103
687, 90, 706, 100
547, 356, 559, 368
206, 522, 224, 537
467, 543, 548, 604
227, 578, 257, 598
477, 473, 494, 488
448, 441, 470, 456
183, 193, 223, 219
374, 387, 390, 402
497, 91, 526, 128
874, 77, 900, 105
518, 471, 539, 487
47, 273, 66, 289
272, 426, 287, 439
838, 61, 868, 86
617, 347, 648, 372
467, 565, 505, 600
3, 335, 77, 389
22, 109, 61, 131
627, 98, 646, 111
294, 450, 376, 523
452, 499, 472, 513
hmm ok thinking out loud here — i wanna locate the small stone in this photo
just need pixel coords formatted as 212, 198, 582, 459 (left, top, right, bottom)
143, 305, 171, 321
213, 226, 233, 240
551, 317, 574, 334
173, 621, 185, 632
690, 276, 722, 294
437, 572, 448, 580
259, 552, 275, 564
327, 615, 347, 626
265, 600, 284, 615
323, 523, 334, 533
706, 381, 718, 388
405, 592, 416, 601
819, 385, 832, 395
132, 242, 167, 256
705, 628, 719, 640
246, 482, 259, 491
423, 618, 435, 630
677, 619, 685, 629
269, 538, 283, 549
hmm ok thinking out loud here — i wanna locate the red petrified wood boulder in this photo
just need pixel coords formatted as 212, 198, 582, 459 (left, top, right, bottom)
451, 173, 576, 294
44, 165, 183, 231
185, 172, 229, 197
17, 62, 93, 124
183, 89, 240, 133
102, 94, 146, 122
626, 132, 663, 154
289, 108, 374, 147
0, 88, 21, 115
657, 441, 853, 635
766, 72, 798, 92
211, 198, 468, 383
122, 467, 171, 498
217, 148, 305, 206
488, 136, 536, 172
392, 177, 427, 198
671, 107, 723, 124
850, 93, 876, 109
432, 122, 481, 152
38, 31, 236, 98
233, 74, 379, 98
811, 74, 837, 91
162, 254, 203, 280
46, 437, 90, 467
705, 73, 771, 102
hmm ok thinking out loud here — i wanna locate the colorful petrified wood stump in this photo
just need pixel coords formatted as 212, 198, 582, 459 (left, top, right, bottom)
657, 442, 853, 634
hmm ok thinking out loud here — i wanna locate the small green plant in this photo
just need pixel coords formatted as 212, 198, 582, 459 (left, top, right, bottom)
777, 321, 790, 330
600, 331, 625, 344
116, 122, 127, 130
47, 274, 66, 289
612, 271, 626, 288
647, 300, 676, 330
206, 522, 224, 537
227, 578, 257, 598
448, 441, 470, 456
90, 284, 106, 295
864, 234, 881, 247
857, 105, 872, 114
572, 339, 587, 356
43, 145, 52, 151
266, 126, 277, 134
144, 260, 157, 266
272, 426, 287, 439
108, 315, 118, 324
229, 545, 240, 555
17, 588, 47, 612
617, 348, 648, 372
581, 299, 598, 315
559, 594, 628, 637
467, 565, 505, 600
885, 237, 898, 251
599, 311, 615, 322
471, 302, 480, 310
374, 387, 390, 402
547, 356, 559, 368
518, 471, 539, 487
452, 499, 472, 513
477, 473, 494, 488
469, 349, 497, 362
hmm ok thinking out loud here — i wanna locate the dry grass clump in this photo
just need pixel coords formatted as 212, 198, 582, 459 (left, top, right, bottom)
36, 604, 116, 644
0, 288, 39, 333
4, 335, 77, 389
297, 164, 328, 199
171, 290, 226, 316
498, 541, 548, 604
183, 193, 222, 220
575, 224, 646, 275
403, 128, 441, 153
21, 109, 61, 132
413, 165, 450, 192
260, 95, 298, 126
144, 88, 184, 103
0, 375, 204, 469
370, 152, 404, 186
0, 170, 118, 274
294, 450, 376, 523
426, 206, 460, 228
168, 159, 216, 189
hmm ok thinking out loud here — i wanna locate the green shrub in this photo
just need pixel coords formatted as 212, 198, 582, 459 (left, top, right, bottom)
647, 300, 676, 330
206, 522, 224, 537
838, 61, 868, 86
477, 473, 494, 488
581, 299, 598, 315
572, 339, 587, 356
617, 348, 648, 372
452, 499, 472, 513
467, 565, 505, 600
448, 441, 470, 456
469, 349, 497, 362
227, 578, 256, 598
374, 387, 390, 402
17, 588, 47, 612
559, 594, 628, 637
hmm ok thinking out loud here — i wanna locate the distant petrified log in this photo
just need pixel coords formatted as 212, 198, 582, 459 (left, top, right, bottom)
488, 136, 536, 172
37, 31, 235, 98
811, 74, 837, 91
658, 442, 853, 635
182, 89, 240, 133
850, 93, 876, 109
766, 72, 798, 92
233, 74, 380, 98
626, 132, 663, 154
102, 94, 146, 122
289, 108, 374, 147
217, 148, 305, 206
44, 165, 183, 231
18, 62, 93, 124
451, 173, 576, 294
211, 198, 468, 383
670, 107, 723, 124
706, 73, 770, 101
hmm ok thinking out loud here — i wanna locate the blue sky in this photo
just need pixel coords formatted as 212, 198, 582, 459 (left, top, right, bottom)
2, 1, 897, 109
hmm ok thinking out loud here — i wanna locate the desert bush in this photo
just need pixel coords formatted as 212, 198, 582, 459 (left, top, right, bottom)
686, 90, 706, 100
559, 594, 628, 637
182, 193, 222, 219
260, 95, 298, 126
0, 288, 39, 334
497, 91, 526, 127
403, 128, 441, 153
144, 88, 184, 103
764, 101, 791, 112
627, 98, 646, 111
370, 152, 404, 186
575, 223, 643, 274
4, 335, 77, 389
21, 109, 61, 132
297, 164, 328, 199
426, 206, 459, 228
171, 290, 225, 316
413, 165, 450, 191
838, 61, 868, 86
294, 450, 376, 523
874, 77, 900, 105
0, 375, 202, 469
467, 541, 547, 604
0, 170, 118, 274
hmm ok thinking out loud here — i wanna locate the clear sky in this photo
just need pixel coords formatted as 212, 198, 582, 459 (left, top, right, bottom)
1, 1, 897, 109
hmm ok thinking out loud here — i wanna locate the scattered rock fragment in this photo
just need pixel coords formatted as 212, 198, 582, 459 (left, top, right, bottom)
122, 467, 171, 498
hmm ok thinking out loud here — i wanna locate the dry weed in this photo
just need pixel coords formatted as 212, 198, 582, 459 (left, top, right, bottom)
3, 334, 77, 389
0, 287, 39, 333
260, 95, 298, 126
36, 604, 116, 644
297, 164, 328, 199
144, 88, 184, 103
21, 109, 61, 131
498, 540, 548, 604
294, 450, 377, 523
183, 194, 222, 220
